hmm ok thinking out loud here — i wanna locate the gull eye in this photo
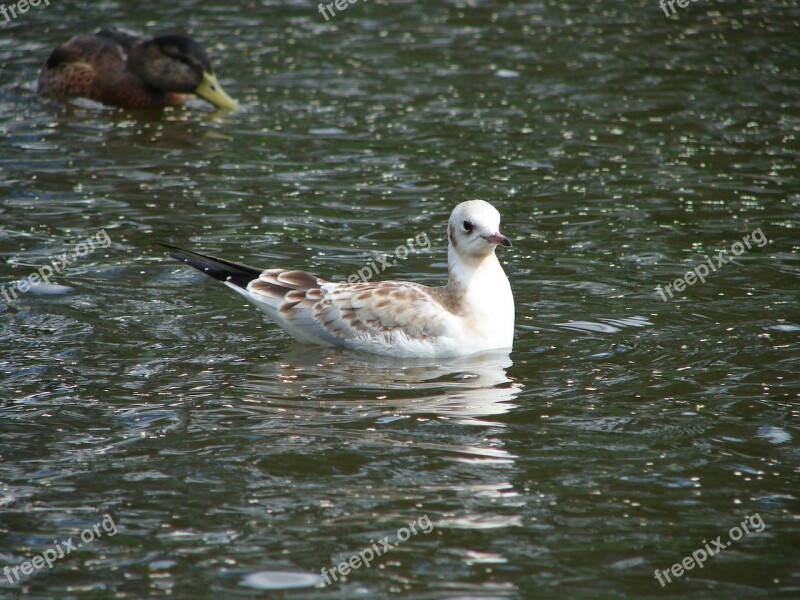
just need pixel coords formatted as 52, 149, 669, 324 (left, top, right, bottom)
463, 220, 473, 232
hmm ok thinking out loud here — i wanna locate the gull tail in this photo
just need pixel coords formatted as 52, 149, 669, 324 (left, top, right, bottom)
160, 243, 262, 289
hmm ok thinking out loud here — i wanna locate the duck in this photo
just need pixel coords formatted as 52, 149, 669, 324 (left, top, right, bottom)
37, 29, 238, 110
162, 200, 515, 358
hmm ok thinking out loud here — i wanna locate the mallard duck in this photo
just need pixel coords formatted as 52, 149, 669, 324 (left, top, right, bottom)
37, 29, 238, 110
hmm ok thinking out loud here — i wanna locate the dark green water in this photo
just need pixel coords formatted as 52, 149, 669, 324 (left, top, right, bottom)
1, 1, 798, 598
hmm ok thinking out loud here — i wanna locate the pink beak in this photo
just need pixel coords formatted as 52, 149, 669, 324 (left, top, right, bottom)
485, 232, 512, 247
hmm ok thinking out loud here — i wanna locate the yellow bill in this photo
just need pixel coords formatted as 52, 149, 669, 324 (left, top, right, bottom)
195, 72, 238, 111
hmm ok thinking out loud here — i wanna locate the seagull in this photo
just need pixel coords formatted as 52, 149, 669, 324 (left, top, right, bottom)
162, 200, 514, 358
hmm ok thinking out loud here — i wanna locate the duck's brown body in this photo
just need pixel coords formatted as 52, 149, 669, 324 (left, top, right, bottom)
37, 30, 237, 110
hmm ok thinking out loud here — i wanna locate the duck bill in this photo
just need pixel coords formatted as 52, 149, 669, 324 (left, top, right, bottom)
195, 72, 239, 111
486, 233, 512, 248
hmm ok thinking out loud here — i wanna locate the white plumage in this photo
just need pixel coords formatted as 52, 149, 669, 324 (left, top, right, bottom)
164, 200, 515, 358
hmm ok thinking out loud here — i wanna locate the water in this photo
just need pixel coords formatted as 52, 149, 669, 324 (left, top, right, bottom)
1, 0, 798, 597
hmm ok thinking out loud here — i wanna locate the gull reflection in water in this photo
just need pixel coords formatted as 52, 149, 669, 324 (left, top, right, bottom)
243, 346, 523, 426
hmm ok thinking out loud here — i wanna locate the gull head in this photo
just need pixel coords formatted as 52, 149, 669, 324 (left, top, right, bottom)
448, 200, 512, 259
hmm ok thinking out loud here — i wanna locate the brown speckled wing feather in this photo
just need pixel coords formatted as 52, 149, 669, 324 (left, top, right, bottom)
249, 270, 324, 306
247, 274, 449, 345
315, 282, 449, 342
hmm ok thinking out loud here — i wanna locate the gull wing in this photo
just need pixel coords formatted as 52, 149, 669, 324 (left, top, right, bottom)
247, 277, 454, 350
163, 244, 458, 354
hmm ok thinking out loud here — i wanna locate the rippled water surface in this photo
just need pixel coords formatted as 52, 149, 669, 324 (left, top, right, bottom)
1, 1, 799, 598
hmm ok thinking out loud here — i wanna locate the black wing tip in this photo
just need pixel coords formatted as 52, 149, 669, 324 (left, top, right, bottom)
158, 242, 197, 267
160, 243, 262, 288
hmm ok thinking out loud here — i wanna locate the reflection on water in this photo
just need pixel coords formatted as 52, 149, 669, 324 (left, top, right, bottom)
554, 316, 653, 334
245, 347, 522, 425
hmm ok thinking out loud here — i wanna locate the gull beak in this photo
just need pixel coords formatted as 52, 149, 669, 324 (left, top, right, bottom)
194, 72, 239, 111
485, 232, 512, 248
